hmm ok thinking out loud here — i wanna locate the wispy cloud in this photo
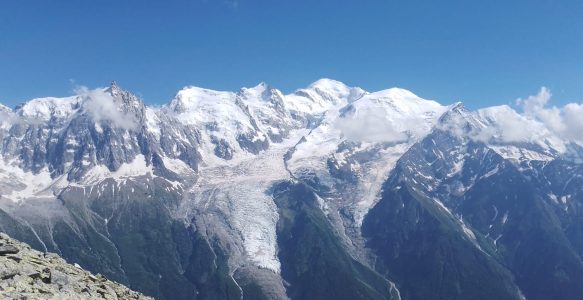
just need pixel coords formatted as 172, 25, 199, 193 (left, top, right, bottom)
0, 110, 16, 126
471, 87, 583, 146
334, 109, 409, 143
75, 86, 138, 130
332, 102, 438, 144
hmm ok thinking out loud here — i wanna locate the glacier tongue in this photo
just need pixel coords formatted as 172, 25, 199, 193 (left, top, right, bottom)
180, 130, 309, 273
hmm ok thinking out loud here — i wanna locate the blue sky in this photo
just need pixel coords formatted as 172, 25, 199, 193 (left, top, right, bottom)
0, 0, 582, 108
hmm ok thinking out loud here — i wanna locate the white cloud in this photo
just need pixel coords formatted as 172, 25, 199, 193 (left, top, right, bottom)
75, 86, 138, 130
0, 106, 31, 126
515, 87, 583, 144
473, 105, 549, 144
516, 87, 552, 115
559, 103, 583, 142
334, 109, 408, 143
468, 87, 583, 148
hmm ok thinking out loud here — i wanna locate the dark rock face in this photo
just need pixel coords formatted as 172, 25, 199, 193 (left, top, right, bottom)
362, 121, 583, 300
1, 84, 203, 182
236, 133, 269, 155
273, 182, 399, 300
0, 244, 19, 255
211, 136, 234, 160
0, 84, 233, 299
362, 170, 523, 300
0, 175, 243, 300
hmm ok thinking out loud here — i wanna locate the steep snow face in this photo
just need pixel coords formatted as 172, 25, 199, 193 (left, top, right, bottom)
237, 83, 298, 142
144, 107, 162, 137
169, 86, 269, 161
436, 102, 487, 134
0, 159, 54, 203
80, 154, 154, 185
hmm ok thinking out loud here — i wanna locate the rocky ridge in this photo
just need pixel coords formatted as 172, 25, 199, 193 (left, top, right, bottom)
0, 232, 151, 300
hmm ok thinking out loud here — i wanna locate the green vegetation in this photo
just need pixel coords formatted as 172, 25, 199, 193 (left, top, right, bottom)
274, 182, 395, 300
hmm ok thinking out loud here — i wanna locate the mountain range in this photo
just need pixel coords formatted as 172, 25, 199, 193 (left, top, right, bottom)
1, 79, 583, 300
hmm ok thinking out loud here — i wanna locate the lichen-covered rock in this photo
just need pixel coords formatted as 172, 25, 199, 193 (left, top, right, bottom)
0, 232, 152, 300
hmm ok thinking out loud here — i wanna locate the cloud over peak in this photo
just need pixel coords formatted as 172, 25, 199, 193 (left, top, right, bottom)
75, 86, 138, 130
516, 87, 583, 144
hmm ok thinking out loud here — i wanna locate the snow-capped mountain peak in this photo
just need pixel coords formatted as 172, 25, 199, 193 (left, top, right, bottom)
368, 86, 422, 100
436, 102, 486, 135
168, 86, 236, 113
336, 88, 447, 142
283, 79, 366, 115
306, 78, 358, 98
239, 82, 270, 97
106, 81, 146, 112
356, 87, 444, 115
310, 78, 367, 103
15, 95, 80, 121
238, 82, 285, 106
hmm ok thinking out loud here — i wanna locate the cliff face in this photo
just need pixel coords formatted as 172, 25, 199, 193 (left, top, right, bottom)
0, 232, 152, 299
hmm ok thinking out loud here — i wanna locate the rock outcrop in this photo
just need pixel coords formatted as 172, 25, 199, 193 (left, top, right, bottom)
0, 232, 152, 299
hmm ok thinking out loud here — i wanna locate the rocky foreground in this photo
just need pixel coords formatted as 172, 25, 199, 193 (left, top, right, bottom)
0, 232, 152, 300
